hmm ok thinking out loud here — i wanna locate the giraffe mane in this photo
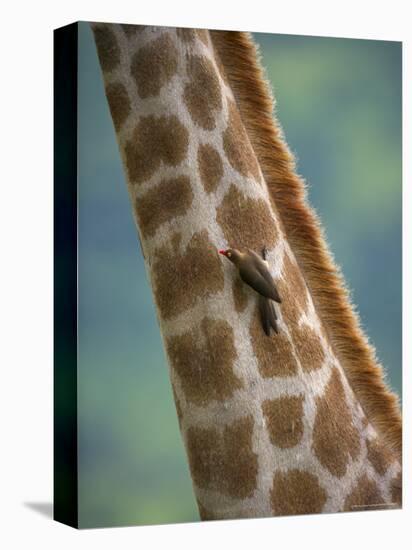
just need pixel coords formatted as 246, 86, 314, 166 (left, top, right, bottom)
210, 30, 402, 458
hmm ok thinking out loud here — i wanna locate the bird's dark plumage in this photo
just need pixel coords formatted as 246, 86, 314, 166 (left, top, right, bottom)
219, 247, 281, 336
259, 294, 279, 336
238, 250, 281, 303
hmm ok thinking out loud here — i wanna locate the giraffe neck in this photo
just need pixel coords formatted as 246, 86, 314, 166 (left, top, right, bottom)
92, 23, 401, 518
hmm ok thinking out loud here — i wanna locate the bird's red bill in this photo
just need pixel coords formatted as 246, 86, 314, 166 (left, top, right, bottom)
218, 249, 227, 256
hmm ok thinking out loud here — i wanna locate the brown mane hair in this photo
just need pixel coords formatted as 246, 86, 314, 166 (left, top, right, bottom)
210, 30, 401, 457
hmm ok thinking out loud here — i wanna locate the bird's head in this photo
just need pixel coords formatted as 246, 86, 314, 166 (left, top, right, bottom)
218, 248, 242, 265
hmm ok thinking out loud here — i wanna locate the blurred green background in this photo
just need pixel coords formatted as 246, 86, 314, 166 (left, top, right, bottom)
77, 23, 401, 527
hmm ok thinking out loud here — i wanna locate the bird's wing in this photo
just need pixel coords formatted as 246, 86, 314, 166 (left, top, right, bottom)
248, 250, 282, 303
269, 280, 282, 304
239, 265, 279, 302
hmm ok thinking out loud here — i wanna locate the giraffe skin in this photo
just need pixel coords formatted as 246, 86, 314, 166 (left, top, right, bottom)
91, 23, 402, 519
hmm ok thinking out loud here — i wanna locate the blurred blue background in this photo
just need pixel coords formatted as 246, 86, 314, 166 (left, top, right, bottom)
77, 23, 401, 527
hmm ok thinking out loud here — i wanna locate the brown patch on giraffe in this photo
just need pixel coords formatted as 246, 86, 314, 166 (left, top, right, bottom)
196, 29, 210, 46
390, 471, 402, 506
270, 469, 327, 516
276, 253, 325, 371
183, 55, 222, 130
291, 325, 326, 372
170, 232, 182, 252
212, 48, 229, 86
216, 185, 278, 253
277, 253, 308, 326
186, 415, 258, 499
121, 24, 147, 37
105, 82, 131, 132
197, 143, 223, 193
131, 34, 178, 99
166, 317, 242, 406
176, 28, 209, 46
249, 304, 298, 377
366, 437, 394, 476
125, 115, 189, 184
223, 100, 261, 182
92, 24, 120, 73
344, 474, 384, 511
263, 395, 304, 448
135, 175, 193, 239
232, 275, 249, 313
197, 503, 218, 521
176, 28, 197, 42
312, 368, 361, 478
153, 230, 224, 319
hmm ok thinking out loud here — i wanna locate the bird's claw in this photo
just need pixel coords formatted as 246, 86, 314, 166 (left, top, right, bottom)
261, 246, 269, 260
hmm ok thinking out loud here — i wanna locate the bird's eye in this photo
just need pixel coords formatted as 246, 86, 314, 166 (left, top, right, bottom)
227, 252, 231, 257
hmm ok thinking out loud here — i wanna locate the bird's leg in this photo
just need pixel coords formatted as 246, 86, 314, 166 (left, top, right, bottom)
261, 246, 269, 261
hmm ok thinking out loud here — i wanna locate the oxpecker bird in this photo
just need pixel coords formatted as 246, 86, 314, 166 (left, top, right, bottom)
219, 247, 281, 336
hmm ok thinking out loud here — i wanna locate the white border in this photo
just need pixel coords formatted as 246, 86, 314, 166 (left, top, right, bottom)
0, 1, 409, 548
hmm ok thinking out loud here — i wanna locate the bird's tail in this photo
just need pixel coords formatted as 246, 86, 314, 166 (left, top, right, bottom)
258, 295, 279, 336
